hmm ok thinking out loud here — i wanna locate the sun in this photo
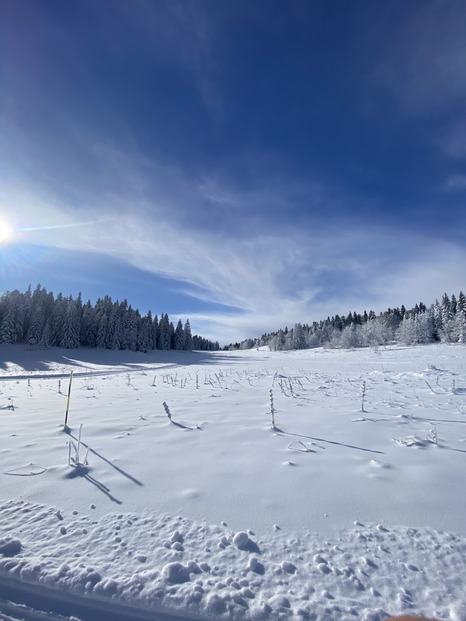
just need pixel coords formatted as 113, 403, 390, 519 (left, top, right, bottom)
0, 218, 13, 244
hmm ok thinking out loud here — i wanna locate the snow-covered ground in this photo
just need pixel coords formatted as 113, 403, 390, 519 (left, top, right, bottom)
1, 343, 465, 621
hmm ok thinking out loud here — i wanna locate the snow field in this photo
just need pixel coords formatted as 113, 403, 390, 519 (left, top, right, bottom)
1, 343, 466, 620
2, 498, 466, 621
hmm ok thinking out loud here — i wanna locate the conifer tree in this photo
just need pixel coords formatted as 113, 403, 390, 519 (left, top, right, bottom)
158, 313, 171, 350
0, 307, 18, 344
174, 319, 185, 350
26, 305, 44, 346
152, 314, 159, 350
183, 319, 193, 351
60, 297, 80, 349
0, 285, 225, 353
96, 313, 108, 349
137, 315, 152, 352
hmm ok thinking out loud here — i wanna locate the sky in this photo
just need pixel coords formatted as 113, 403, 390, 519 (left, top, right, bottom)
0, 0, 465, 345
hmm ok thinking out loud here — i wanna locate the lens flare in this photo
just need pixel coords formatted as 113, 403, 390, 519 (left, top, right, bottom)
0, 218, 13, 244
0, 216, 105, 246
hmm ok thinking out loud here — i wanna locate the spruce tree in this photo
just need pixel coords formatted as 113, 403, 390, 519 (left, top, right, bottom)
174, 319, 185, 350
183, 319, 193, 351
60, 297, 80, 349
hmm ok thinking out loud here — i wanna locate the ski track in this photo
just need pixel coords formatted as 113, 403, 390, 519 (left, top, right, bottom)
1, 343, 466, 620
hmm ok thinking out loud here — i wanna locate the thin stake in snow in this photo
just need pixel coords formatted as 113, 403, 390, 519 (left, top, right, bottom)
64, 371, 73, 431
361, 380, 366, 412
163, 401, 172, 421
270, 388, 276, 430
427, 424, 438, 445
68, 424, 89, 468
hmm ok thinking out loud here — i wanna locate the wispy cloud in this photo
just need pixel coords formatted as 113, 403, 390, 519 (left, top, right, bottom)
5, 174, 465, 344
365, 1, 466, 197
100, 0, 223, 114
372, 2, 466, 117
443, 174, 466, 192
2, 2, 465, 344
438, 119, 466, 159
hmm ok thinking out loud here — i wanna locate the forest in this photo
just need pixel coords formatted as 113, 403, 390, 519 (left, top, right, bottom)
230, 292, 466, 351
2, 286, 465, 354
0, 285, 219, 352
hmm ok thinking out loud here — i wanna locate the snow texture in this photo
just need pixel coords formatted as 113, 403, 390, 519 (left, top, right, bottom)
1, 343, 466, 620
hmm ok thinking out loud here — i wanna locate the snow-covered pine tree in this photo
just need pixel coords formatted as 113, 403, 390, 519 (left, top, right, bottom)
25, 305, 45, 346
122, 306, 138, 351
458, 291, 466, 317
96, 313, 108, 349
50, 294, 66, 347
291, 323, 306, 349
109, 306, 122, 350
454, 291, 466, 343
80, 300, 97, 347
158, 313, 171, 350
21, 284, 33, 341
152, 314, 159, 350
183, 319, 193, 351
339, 322, 362, 348
60, 297, 80, 349
0, 287, 217, 352
0, 291, 24, 344
440, 293, 455, 341
269, 328, 285, 351
39, 319, 51, 349
169, 320, 175, 349
137, 314, 152, 352
174, 319, 185, 350
0, 307, 18, 344
396, 311, 435, 345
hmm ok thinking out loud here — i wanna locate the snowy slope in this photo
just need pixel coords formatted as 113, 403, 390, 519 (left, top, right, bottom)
1, 343, 466, 620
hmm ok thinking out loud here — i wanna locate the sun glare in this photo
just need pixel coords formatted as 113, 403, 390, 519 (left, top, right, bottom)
0, 218, 13, 244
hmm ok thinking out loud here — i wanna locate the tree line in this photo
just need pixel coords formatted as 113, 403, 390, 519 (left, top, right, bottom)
0, 285, 219, 352
229, 292, 466, 351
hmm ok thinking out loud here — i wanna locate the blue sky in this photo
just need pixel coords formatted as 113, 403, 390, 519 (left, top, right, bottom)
1, 1, 465, 345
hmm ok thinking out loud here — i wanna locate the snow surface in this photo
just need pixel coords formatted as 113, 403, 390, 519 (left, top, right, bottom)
1, 343, 466, 620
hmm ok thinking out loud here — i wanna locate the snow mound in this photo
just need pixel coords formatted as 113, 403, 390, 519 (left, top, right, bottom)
1, 499, 466, 620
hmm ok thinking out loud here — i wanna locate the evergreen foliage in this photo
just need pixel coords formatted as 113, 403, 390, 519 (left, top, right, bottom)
227, 292, 466, 352
0, 285, 219, 352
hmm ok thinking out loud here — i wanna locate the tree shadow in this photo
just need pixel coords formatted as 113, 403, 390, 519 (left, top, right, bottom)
0, 344, 243, 377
